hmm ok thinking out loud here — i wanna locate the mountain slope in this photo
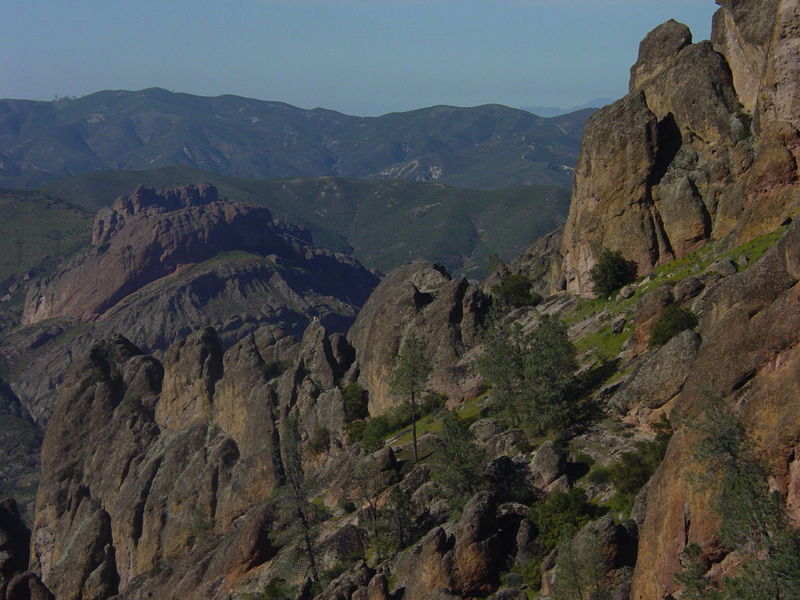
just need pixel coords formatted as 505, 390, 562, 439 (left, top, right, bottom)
0, 89, 590, 190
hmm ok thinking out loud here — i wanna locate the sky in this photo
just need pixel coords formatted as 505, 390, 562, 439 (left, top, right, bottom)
1, 1, 719, 117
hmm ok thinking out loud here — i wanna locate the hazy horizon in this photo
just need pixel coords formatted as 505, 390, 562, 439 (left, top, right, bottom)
2, 1, 718, 117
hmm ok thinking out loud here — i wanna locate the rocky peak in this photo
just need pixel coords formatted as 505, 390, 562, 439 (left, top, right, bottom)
347, 261, 489, 415
556, 5, 800, 297
93, 183, 221, 246
629, 19, 693, 92
24, 186, 295, 323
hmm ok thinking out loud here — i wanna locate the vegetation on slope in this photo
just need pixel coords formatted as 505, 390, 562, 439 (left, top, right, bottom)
0, 188, 92, 288
0, 89, 592, 190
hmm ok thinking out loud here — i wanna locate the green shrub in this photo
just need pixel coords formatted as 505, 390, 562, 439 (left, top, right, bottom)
491, 273, 543, 308
342, 382, 369, 422
430, 411, 488, 509
511, 488, 603, 591
529, 487, 602, 550
592, 417, 672, 512
261, 577, 288, 600
348, 394, 449, 452
261, 360, 294, 380
589, 249, 637, 298
308, 426, 330, 454
649, 304, 698, 348
421, 392, 447, 415
191, 508, 213, 542
346, 420, 366, 444
361, 415, 391, 452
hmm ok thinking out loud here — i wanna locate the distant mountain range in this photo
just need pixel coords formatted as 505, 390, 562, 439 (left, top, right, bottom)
41, 166, 571, 277
520, 97, 615, 118
0, 88, 593, 191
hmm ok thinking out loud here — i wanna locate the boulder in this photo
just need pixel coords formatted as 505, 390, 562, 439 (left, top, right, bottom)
609, 330, 701, 415
705, 257, 738, 277
367, 573, 390, 600
395, 492, 500, 600
672, 276, 705, 304
633, 285, 675, 353
530, 441, 568, 487
4, 572, 55, 600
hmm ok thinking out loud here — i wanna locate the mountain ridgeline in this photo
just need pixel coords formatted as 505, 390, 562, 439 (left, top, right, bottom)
0, 91, 590, 191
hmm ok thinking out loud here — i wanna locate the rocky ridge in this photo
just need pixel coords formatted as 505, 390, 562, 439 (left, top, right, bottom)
2, 183, 379, 425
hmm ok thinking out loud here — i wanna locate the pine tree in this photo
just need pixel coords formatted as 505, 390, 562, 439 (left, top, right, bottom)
479, 313, 576, 434
431, 411, 487, 508
279, 414, 320, 582
390, 334, 432, 463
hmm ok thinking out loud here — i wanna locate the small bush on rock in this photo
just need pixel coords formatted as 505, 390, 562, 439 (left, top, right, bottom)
649, 304, 698, 348
589, 249, 637, 298
342, 382, 369, 422
491, 274, 543, 308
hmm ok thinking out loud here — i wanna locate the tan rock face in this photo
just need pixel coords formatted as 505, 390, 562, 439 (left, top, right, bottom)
711, 0, 779, 115
631, 221, 800, 598
157, 327, 223, 430
558, 92, 663, 295
555, 5, 800, 296
348, 262, 489, 415
629, 19, 693, 92
713, 0, 799, 133
32, 316, 354, 599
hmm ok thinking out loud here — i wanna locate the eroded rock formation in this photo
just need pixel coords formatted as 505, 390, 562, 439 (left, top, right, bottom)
555, 2, 800, 296
5, 184, 378, 425
31, 318, 355, 599
347, 262, 490, 416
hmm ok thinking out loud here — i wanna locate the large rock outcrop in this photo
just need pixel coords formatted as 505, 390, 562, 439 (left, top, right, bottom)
347, 262, 490, 415
25, 183, 312, 323
631, 219, 800, 598
393, 492, 501, 600
555, 4, 800, 296
31, 318, 356, 600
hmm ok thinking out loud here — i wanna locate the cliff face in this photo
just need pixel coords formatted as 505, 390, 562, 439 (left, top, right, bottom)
631, 218, 800, 599
556, 2, 800, 296
31, 321, 354, 599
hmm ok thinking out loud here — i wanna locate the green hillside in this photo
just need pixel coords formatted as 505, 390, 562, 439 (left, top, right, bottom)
0, 89, 589, 191
0, 189, 93, 287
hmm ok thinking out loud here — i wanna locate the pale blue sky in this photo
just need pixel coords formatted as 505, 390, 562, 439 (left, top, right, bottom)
2, 1, 719, 116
